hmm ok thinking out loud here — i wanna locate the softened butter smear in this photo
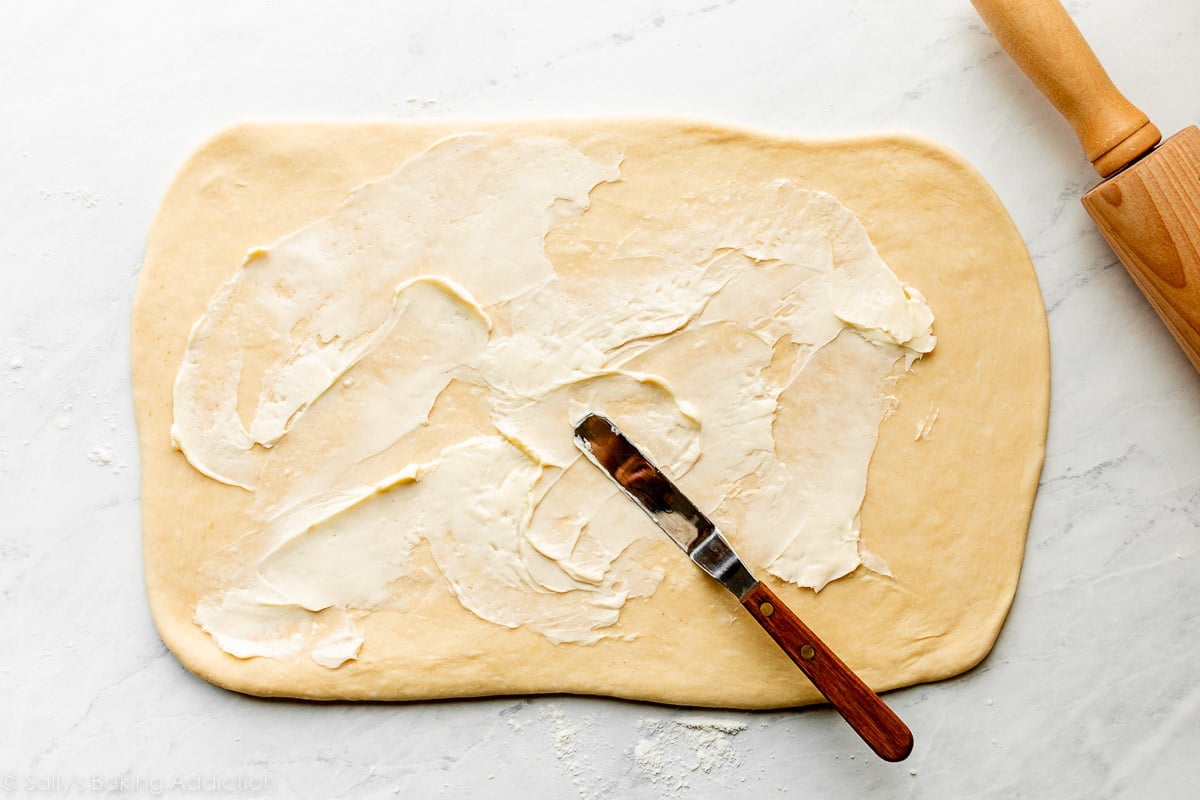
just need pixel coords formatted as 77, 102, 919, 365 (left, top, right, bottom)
174, 133, 935, 668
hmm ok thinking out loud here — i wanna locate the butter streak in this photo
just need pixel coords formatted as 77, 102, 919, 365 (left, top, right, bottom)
174, 133, 935, 668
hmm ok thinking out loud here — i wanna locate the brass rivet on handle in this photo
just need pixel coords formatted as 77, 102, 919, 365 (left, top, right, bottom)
800, 645, 816, 660
759, 602, 774, 617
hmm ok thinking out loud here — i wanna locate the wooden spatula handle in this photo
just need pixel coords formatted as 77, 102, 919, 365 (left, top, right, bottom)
741, 582, 914, 762
971, 0, 1160, 177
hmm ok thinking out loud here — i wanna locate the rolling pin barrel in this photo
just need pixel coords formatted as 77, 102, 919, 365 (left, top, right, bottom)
1082, 127, 1200, 372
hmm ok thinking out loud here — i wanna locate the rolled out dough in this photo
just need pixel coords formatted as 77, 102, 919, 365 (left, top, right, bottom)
133, 120, 1049, 708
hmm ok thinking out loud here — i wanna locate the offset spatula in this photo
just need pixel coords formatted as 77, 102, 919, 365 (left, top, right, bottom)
573, 414, 913, 762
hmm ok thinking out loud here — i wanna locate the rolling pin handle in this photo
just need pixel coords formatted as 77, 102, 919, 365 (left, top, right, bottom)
970, 0, 1161, 177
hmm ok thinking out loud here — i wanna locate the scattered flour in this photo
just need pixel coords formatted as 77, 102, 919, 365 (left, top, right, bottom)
538, 702, 604, 800
634, 716, 747, 796
88, 445, 115, 466
63, 186, 101, 208
85, 442, 126, 474
540, 703, 580, 763
9, 356, 22, 370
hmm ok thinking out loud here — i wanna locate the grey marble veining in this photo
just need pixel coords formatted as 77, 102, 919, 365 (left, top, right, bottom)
3, 1, 1199, 797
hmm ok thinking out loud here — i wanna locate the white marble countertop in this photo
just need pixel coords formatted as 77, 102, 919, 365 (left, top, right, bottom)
4, 1, 1199, 797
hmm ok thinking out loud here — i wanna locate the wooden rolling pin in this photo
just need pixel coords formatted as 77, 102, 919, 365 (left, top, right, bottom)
972, 0, 1200, 371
